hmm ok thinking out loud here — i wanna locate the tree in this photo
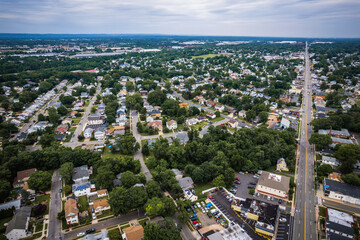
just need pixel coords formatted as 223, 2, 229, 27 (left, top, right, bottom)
96, 166, 115, 190
142, 144, 150, 156
249, 188, 255, 195
126, 81, 134, 91
138, 172, 147, 184
108, 187, 133, 215
317, 164, 333, 177
60, 95, 75, 106
112, 134, 139, 155
309, 133, 332, 150
39, 134, 55, 148
335, 144, 360, 174
145, 197, 176, 217
91, 106, 97, 113
144, 218, 181, 240
245, 109, 256, 122
259, 111, 269, 124
59, 162, 74, 185
0, 179, 11, 202
20, 189, 30, 201
342, 173, 360, 186
48, 107, 60, 124
224, 168, 235, 188
57, 105, 68, 116
213, 174, 226, 188
148, 90, 166, 106
145, 180, 161, 198
215, 111, 220, 118
121, 171, 137, 188
162, 100, 179, 117
28, 171, 52, 192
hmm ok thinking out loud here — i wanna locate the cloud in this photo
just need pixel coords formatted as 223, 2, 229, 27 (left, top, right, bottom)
0, 0, 359, 37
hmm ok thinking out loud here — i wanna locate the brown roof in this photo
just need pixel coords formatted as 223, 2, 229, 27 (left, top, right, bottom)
97, 189, 107, 195
114, 126, 125, 131
65, 198, 79, 218
123, 225, 144, 240
13, 168, 36, 185
93, 198, 109, 210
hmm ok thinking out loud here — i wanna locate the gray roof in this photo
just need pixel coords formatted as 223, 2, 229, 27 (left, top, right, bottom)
172, 169, 183, 177
326, 220, 354, 236
257, 171, 290, 192
324, 178, 360, 199
178, 177, 194, 190
0, 199, 21, 211
5, 206, 32, 234
72, 165, 89, 181
319, 129, 350, 137
80, 230, 108, 240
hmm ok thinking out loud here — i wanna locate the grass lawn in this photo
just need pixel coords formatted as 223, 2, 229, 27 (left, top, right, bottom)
191, 121, 209, 131
0, 217, 12, 227
78, 196, 89, 212
108, 228, 122, 240
193, 182, 215, 197
102, 147, 124, 160
192, 54, 223, 59
35, 220, 43, 232
34, 194, 50, 205
319, 206, 327, 218
97, 210, 114, 220
212, 116, 225, 122
69, 127, 77, 133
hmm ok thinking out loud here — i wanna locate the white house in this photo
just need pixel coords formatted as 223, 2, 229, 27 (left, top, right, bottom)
166, 120, 178, 130
72, 182, 91, 197
5, 206, 32, 240
83, 128, 93, 138
94, 127, 106, 140
186, 118, 198, 126
255, 171, 290, 200
321, 156, 340, 167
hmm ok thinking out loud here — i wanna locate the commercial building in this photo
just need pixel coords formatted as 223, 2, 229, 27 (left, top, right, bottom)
255, 171, 290, 200
323, 178, 360, 205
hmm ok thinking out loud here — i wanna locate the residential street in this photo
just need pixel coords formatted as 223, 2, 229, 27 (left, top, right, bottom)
293, 42, 317, 240
47, 170, 63, 240
64, 210, 145, 240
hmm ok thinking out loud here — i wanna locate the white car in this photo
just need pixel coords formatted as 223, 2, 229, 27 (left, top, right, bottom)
92, 213, 96, 220
279, 218, 287, 223
77, 232, 85, 237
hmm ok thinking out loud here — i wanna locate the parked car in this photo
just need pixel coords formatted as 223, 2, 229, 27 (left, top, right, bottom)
190, 214, 197, 218
86, 228, 95, 234
77, 232, 85, 237
247, 186, 254, 189
208, 195, 215, 199
279, 218, 287, 223
186, 208, 191, 212
92, 213, 96, 220
193, 220, 199, 224
207, 212, 212, 218
239, 171, 244, 174
235, 177, 240, 181
59, 189, 62, 193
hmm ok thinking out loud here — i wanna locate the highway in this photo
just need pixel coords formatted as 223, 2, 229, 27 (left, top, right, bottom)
293, 42, 317, 240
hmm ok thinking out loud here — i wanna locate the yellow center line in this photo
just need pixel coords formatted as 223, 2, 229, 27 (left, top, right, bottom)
304, 201, 307, 239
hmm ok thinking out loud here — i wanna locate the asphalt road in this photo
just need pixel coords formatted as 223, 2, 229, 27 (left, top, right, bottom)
47, 170, 63, 240
69, 85, 101, 144
11, 89, 64, 141
293, 42, 317, 240
172, 91, 252, 128
64, 210, 145, 240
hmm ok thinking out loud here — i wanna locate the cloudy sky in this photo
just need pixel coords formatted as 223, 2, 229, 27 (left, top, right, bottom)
0, 0, 359, 38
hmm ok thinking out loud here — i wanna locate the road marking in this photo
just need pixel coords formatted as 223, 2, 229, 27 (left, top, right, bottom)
304, 201, 306, 239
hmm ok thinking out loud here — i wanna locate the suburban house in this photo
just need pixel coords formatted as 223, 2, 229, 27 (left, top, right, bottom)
321, 156, 340, 167
72, 165, 91, 184
65, 196, 79, 225
147, 121, 163, 131
83, 128, 94, 138
56, 124, 69, 134
276, 158, 289, 172
166, 120, 177, 130
178, 177, 194, 190
227, 119, 238, 128
113, 126, 125, 136
175, 133, 189, 145
121, 224, 144, 240
94, 127, 106, 140
92, 198, 110, 214
323, 178, 360, 205
87, 114, 105, 125
206, 112, 216, 119
238, 110, 246, 118
186, 118, 198, 126
72, 182, 91, 197
97, 189, 108, 198
13, 168, 37, 189
255, 171, 290, 200
5, 206, 32, 240
146, 109, 161, 118
172, 169, 183, 181
214, 104, 225, 112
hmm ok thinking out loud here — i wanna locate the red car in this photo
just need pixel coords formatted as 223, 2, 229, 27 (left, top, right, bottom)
196, 225, 202, 229
193, 220, 199, 224
236, 177, 240, 181
208, 195, 215, 199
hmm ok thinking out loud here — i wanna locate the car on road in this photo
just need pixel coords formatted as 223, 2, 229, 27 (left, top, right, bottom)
77, 232, 85, 237
239, 171, 244, 174
279, 218, 287, 222
86, 228, 95, 234
59, 189, 62, 193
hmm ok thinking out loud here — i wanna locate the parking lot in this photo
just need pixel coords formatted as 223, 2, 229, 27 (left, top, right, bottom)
276, 211, 292, 240
234, 172, 288, 207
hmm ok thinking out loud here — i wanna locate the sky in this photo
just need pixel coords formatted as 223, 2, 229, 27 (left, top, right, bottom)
0, 0, 359, 38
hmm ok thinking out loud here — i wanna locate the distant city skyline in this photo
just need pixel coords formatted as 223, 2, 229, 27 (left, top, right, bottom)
0, 0, 359, 38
